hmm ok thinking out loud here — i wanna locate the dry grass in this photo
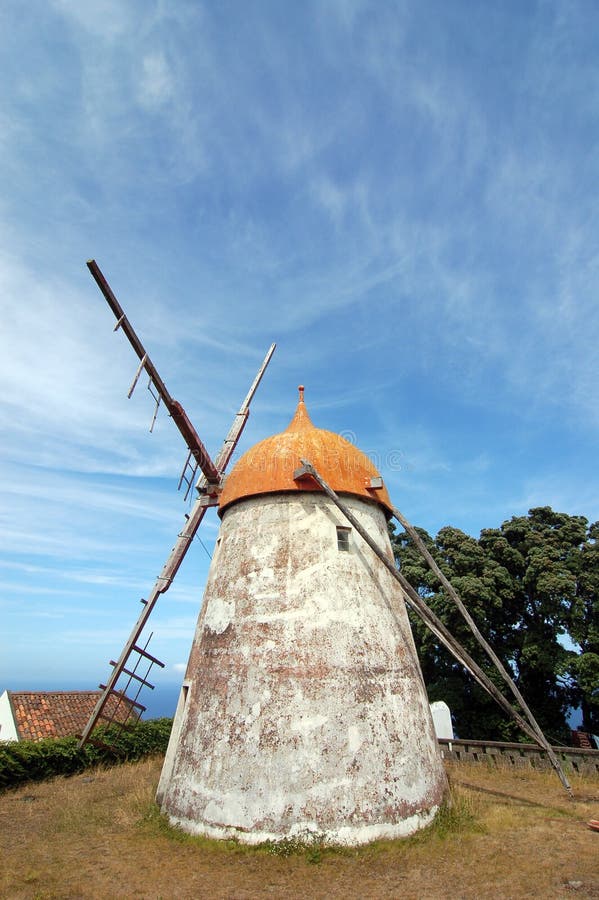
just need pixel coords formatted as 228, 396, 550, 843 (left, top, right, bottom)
0, 756, 598, 899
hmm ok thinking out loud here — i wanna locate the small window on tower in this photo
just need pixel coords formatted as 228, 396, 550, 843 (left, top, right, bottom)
337, 526, 351, 552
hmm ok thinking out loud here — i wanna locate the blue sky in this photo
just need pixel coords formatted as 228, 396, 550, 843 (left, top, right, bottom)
1, 0, 598, 716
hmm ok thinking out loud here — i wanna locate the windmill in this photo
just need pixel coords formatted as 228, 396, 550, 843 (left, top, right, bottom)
79, 261, 572, 846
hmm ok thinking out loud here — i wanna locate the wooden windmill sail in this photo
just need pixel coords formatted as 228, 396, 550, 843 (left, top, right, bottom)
78, 262, 275, 748
78, 261, 571, 832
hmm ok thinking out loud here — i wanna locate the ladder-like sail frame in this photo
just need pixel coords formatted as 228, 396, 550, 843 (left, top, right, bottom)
78, 262, 275, 748
87, 259, 222, 485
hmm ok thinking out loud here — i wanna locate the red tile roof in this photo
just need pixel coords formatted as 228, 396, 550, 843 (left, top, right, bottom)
7, 691, 136, 742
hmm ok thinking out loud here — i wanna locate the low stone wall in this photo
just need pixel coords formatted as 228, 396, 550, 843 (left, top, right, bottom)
438, 737, 599, 776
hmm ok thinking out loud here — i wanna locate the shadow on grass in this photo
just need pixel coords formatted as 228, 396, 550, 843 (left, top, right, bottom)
451, 779, 573, 814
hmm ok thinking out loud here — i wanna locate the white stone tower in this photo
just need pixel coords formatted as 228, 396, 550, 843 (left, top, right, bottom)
157, 388, 447, 844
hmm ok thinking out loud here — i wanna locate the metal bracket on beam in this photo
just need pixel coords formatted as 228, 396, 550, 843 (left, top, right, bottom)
293, 463, 317, 482
198, 494, 220, 508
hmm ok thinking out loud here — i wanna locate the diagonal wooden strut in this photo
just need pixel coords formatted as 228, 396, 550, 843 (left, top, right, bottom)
389, 506, 574, 784
77, 342, 276, 749
294, 461, 538, 740
87, 259, 220, 484
295, 459, 573, 798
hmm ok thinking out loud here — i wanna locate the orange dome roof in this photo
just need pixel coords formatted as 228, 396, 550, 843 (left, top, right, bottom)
219, 387, 392, 515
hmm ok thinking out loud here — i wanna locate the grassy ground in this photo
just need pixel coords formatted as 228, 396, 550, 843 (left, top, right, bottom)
0, 756, 597, 899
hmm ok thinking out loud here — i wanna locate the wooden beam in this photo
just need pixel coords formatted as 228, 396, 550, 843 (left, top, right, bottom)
297, 458, 573, 798
391, 504, 573, 797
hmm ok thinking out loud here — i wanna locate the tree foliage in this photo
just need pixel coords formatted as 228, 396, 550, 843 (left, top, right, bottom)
390, 507, 599, 742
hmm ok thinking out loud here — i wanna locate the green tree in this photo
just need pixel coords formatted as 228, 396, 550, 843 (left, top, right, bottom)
390, 507, 599, 742
566, 520, 599, 733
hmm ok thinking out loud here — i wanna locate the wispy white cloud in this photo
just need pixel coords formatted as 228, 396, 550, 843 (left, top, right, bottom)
137, 52, 175, 109
508, 476, 599, 529
1, 1, 598, 692
50, 0, 136, 41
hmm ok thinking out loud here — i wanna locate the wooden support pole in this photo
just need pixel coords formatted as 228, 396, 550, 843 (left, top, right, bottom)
295, 460, 537, 739
296, 460, 573, 798
390, 505, 573, 797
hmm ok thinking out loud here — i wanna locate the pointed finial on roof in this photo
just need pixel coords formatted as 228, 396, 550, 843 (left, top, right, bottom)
286, 384, 312, 431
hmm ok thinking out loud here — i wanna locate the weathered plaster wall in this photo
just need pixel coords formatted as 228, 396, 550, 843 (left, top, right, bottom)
157, 492, 447, 844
